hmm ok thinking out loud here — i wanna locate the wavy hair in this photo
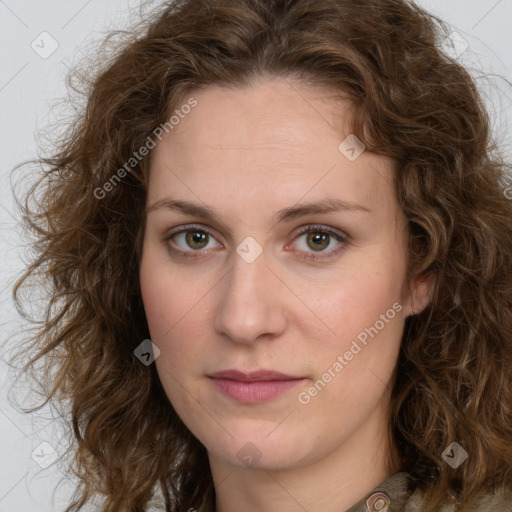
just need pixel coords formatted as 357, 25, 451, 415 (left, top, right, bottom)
11, 0, 512, 510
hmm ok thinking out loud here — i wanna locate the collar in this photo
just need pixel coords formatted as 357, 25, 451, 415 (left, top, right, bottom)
345, 471, 412, 512
198, 471, 413, 512
198, 470, 512, 511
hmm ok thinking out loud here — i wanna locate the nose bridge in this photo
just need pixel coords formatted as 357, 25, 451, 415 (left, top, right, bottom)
213, 248, 286, 343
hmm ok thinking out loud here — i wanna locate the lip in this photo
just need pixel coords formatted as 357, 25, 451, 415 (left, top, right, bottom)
208, 369, 305, 403
209, 369, 300, 381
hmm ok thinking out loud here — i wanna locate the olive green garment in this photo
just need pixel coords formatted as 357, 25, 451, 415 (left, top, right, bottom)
346, 471, 512, 512
198, 471, 512, 511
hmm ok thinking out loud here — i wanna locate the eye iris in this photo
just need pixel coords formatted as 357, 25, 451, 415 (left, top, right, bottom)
307, 232, 329, 251
186, 230, 208, 249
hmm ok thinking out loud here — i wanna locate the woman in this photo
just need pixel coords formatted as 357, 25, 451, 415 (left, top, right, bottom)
12, 0, 512, 511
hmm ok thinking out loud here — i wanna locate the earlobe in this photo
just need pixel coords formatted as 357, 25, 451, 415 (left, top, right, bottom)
405, 271, 435, 317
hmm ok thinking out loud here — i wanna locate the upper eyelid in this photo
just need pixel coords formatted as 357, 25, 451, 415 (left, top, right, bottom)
165, 223, 345, 238
294, 224, 346, 238
165, 223, 224, 242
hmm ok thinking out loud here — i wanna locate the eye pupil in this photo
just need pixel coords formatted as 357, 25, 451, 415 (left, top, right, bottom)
186, 230, 208, 249
307, 232, 329, 251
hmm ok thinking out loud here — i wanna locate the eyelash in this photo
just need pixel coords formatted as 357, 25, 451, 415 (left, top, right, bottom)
164, 223, 348, 261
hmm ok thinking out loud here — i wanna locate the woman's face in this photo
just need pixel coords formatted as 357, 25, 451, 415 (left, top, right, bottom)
140, 78, 429, 473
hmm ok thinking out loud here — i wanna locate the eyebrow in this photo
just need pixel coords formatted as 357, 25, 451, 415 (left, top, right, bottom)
145, 197, 371, 225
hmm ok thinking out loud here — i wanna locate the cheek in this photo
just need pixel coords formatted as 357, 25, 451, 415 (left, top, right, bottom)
139, 253, 212, 379
322, 263, 406, 335
141, 277, 198, 361
305, 287, 404, 421
140, 248, 202, 338
309, 258, 406, 384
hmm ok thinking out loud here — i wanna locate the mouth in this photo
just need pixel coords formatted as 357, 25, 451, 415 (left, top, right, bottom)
208, 369, 306, 403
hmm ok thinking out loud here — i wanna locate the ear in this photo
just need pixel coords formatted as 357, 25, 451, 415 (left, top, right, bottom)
404, 271, 435, 317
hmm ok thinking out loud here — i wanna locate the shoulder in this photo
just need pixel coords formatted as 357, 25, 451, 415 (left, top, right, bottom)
406, 483, 512, 512
348, 471, 512, 512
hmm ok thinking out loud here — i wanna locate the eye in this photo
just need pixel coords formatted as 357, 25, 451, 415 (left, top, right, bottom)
289, 224, 347, 259
165, 224, 222, 256
164, 223, 348, 260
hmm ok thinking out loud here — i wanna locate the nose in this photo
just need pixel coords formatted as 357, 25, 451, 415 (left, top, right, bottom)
213, 248, 288, 344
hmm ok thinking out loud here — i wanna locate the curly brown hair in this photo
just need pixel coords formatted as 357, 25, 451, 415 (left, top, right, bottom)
10, 0, 512, 510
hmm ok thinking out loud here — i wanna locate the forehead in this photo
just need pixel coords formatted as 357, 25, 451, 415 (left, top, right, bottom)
148, 78, 397, 221
165, 78, 353, 155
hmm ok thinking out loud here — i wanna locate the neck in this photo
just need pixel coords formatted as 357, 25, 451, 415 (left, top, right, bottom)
209, 410, 403, 512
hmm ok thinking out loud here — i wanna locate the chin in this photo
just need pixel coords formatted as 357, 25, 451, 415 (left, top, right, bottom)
202, 422, 316, 471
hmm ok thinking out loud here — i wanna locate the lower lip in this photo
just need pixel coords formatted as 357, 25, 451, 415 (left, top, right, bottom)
210, 378, 304, 403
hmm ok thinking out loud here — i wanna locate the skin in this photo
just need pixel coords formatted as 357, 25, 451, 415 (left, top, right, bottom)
139, 77, 432, 512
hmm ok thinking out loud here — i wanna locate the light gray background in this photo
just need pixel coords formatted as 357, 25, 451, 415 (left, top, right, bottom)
0, 1, 511, 510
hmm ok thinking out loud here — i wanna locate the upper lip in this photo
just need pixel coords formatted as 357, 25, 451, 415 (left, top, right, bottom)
209, 369, 302, 381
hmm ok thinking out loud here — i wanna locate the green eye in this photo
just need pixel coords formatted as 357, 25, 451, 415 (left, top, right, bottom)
305, 231, 331, 251
184, 230, 210, 250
